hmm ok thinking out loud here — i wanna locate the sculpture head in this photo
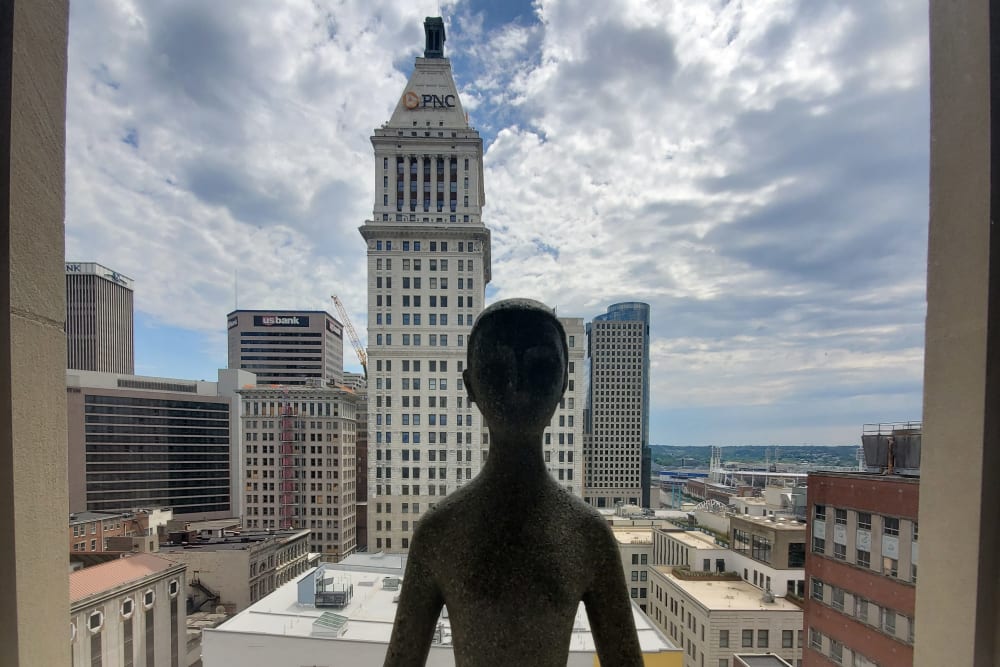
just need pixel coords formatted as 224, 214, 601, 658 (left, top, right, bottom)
463, 299, 568, 437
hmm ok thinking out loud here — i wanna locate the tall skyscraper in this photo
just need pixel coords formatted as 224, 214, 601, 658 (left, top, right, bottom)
584, 302, 651, 508
65, 261, 134, 374
227, 309, 345, 386
360, 18, 491, 553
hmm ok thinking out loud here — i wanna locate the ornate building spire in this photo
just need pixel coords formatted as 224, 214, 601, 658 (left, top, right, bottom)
423, 16, 445, 58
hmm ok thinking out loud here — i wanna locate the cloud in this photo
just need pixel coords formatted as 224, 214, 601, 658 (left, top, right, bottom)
66, 0, 929, 444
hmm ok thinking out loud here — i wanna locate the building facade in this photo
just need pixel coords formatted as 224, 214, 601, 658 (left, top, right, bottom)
584, 302, 651, 508
360, 19, 492, 553
69, 554, 187, 667
239, 385, 360, 560
730, 515, 807, 599
614, 527, 654, 613
227, 310, 345, 387
65, 261, 135, 374
67, 369, 252, 519
543, 317, 586, 496
69, 511, 129, 554
804, 471, 919, 667
159, 529, 314, 612
649, 566, 804, 667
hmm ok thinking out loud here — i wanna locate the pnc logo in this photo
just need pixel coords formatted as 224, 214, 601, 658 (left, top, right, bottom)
403, 91, 457, 110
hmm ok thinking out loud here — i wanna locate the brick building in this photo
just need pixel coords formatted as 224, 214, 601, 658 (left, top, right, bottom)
804, 469, 919, 666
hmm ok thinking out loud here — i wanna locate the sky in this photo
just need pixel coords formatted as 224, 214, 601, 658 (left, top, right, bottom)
66, 1, 930, 446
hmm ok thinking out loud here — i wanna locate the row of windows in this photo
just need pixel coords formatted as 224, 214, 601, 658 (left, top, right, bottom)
375, 313, 473, 326
375, 294, 477, 309
373, 240, 479, 252
375, 258, 476, 272
808, 628, 877, 667
811, 577, 915, 645
373, 333, 459, 347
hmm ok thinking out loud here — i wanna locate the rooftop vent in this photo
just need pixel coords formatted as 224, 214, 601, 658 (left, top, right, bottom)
311, 611, 348, 637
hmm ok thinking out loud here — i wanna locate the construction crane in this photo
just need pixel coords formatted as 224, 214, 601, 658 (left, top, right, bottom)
331, 295, 368, 380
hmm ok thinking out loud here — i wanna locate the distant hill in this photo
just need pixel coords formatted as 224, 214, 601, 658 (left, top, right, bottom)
649, 445, 858, 469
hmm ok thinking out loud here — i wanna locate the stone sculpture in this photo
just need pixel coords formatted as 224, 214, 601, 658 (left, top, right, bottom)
383, 298, 643, 667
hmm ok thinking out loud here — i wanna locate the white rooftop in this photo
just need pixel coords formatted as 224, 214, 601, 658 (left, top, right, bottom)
664, 530, 725, 549
612, 528, 654, 545
212, 558, 679, 657
652, 568, 802, 613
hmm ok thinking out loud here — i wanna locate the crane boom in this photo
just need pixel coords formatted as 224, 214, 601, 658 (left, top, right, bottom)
331, 295, 368, 380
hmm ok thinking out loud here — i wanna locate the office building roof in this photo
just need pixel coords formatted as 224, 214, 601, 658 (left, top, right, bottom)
214, 560, 678, 655
652, 567, 801, 613
662, 530, 726, 549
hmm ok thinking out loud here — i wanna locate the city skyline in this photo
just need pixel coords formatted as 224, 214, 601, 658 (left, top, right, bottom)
64, 1, 929, 445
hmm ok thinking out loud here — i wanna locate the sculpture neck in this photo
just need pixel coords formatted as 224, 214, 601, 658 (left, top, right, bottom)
481, 427, 548, 484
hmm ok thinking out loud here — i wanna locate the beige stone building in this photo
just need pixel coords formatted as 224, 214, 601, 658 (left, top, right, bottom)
654, 527, 730, 573
159, 529, 314, 612
239, 385, 359, 560
613, 527, 654, 613
361, 20, 492, 554
649, 566, 804, 667
543, 317, 586, 497
69, 554, 187, 667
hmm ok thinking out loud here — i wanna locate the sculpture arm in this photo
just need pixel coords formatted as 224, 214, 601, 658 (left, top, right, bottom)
582, 528, 644, 667
383, 541, 445, 667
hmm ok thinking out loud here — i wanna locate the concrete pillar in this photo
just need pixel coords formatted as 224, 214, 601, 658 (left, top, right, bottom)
915, 1, 1000, 665
0, 1, 70, 666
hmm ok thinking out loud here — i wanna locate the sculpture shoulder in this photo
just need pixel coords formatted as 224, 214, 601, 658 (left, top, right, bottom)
409, 488, 477, 541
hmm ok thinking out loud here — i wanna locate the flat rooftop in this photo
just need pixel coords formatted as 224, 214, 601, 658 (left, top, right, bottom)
612, 528, 653, 545
214, 560, 678, 655
181, 518, 242, 532
662, 530, 725, 549
732, 515, 806, 532
160, 530, 308, 552
652, 568, 802, 613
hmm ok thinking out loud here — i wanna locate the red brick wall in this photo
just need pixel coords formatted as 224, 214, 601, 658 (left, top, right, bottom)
807, 474, 919, 519
803, 474, 918, 667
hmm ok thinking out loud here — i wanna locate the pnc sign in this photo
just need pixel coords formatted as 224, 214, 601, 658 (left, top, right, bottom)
403, 91, 457, 110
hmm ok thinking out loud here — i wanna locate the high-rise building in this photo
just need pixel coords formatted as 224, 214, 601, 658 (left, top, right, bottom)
66, 369, 252, 519
238, 385, 360, 560
360, 18, 491, 553
584, 302, 651, 508
227, 309, 345, 386
803, 425, 920, 667
543, 317, 586, 497
65, 261, 135, 374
